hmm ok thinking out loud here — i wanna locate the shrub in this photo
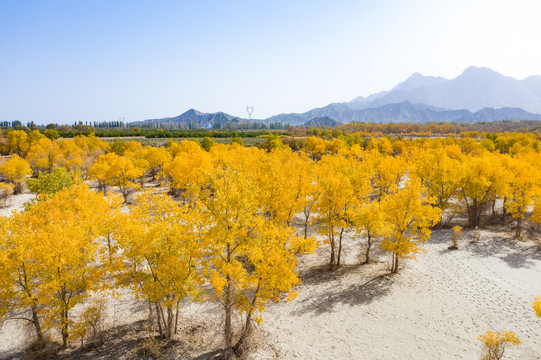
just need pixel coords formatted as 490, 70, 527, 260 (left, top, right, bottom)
450, 225, 463, 250
478, 330, 520, 360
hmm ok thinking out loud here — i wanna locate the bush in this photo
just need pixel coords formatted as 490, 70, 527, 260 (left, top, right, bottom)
449, 225, 463, 250
478, 330, 520, 360
23, 336, 61, 360
72, 298, 106, 348
0, 182, 14, 207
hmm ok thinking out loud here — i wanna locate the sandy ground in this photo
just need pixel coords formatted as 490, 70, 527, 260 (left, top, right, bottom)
249, 229, 541, 360
1, 190, 541, 359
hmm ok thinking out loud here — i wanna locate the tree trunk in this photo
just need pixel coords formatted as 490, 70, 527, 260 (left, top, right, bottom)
31, 305, 43, 342
364, 231, 372, 264
234, 283, 260, 357
165, 306, 174, 340
174, 299, 180, 335
516, 217, 522, 239
337, 228, 344, 266
391, 252, 399, 273
61, 308, 69, 348
329, 232, 336, 267
224, 244, 234, 360
155, 303, 163, 336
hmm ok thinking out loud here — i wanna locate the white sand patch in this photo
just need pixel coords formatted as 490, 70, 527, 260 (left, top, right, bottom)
251, 229, 541, 359
0, 190, 34, 216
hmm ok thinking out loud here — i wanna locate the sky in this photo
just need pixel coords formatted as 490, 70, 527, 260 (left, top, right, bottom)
1, 0, 541, 125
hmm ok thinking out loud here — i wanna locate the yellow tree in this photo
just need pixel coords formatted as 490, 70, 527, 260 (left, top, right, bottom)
162, 142, 212, 199
503, 156, 540, 238
7, 130, 29, 156
26, 137, 62, 174
410, 147, 462, 227
458, 153, 507, 227
88, 152, 143, 201
363, 150, 407, 200
313, 154, 359, 267
0, 154, 32, 194
72, 133, 109, 170
109, 155, 143, 202
351, 200, 389, 264
141, 146, 172, 181
87, 152, 117, 195
0, 184, 120, 347
193, 145, 316, 359
115, 192, 202, 339
56, 139, 87, 173
380, 180, 441, 273
255, 148, 312, 226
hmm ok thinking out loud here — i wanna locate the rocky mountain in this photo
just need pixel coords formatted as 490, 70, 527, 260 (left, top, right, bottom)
133, 67, 541, 127
264, 101, 541, 126
348, 66, 541, 114
304, 116, 340, 127
133, 109, 248, 129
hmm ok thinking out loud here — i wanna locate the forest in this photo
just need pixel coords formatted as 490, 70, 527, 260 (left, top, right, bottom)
0, 126, 540, 359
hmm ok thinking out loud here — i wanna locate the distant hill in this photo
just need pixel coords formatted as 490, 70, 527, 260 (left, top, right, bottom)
132, 109, 249, 129
348, 66, 541, 114
265, 102, 541, 125
304, 116, 339, 127
132, 67, 541, 127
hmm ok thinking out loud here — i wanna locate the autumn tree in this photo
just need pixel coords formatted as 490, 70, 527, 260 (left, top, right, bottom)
7, 130, 29, 156
410, 147, 462, 227
0, 184, 121, 347
502, 156, 540, 238
379, 180, 441, 273
255, 148, 312, 226
142, 146, 172, 181
313, 155, 356, 267
26, 138, 61, 174
56, 139, 87, 173
162, 142, 212, 199
87, 153, 143, 201
363, 150, 407, 200
185, 145, 316, 359
351, 200, 388, 264
115, 192, 202, 339
458, 153, 507, 227
87, 152, 117, 195
0, 154, 32, 194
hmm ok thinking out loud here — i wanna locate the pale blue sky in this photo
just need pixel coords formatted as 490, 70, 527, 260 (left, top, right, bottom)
1, 0, 540, 124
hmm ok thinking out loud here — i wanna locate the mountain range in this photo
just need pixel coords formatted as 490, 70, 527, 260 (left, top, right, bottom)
133, 66, 541, 127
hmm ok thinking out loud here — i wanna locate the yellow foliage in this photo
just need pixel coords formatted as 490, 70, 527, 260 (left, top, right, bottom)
0, 154, 32, 194
0, 184, 121, 346
533, 297, 541, 318
380, 179, 441, 273
478, 329, 520, 360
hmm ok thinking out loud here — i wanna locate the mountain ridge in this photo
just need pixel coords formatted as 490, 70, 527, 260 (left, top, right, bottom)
132, 67, 541, 127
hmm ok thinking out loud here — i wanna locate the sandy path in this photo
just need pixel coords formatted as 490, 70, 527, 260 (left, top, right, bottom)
253, 230, 541, 359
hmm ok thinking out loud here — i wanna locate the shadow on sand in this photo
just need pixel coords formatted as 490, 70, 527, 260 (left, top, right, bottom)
294, 269, 395, 316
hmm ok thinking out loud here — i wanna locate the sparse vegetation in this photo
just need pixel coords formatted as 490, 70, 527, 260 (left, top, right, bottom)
478, 330, 521, 360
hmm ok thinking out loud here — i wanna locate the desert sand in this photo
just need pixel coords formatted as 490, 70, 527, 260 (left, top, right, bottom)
1, 192, 540, 359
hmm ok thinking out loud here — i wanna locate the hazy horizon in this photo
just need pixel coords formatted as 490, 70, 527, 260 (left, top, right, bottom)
2, 0, 541, 125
